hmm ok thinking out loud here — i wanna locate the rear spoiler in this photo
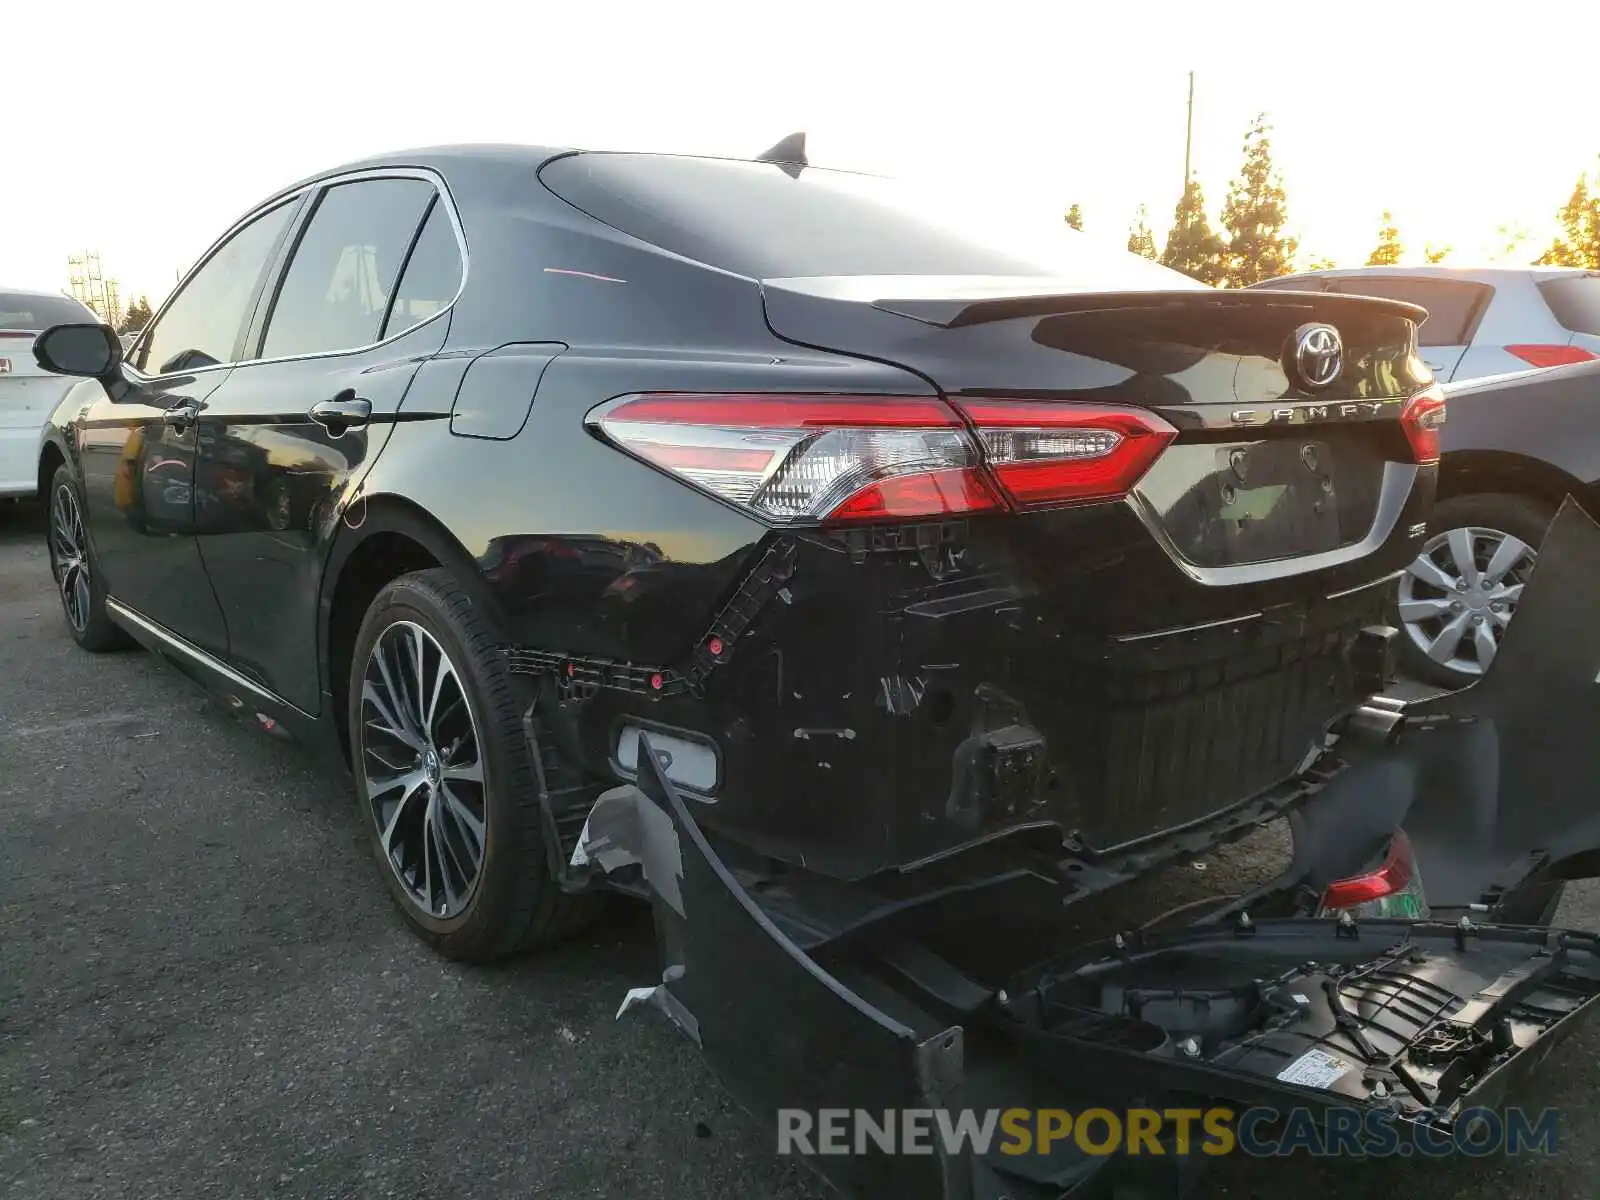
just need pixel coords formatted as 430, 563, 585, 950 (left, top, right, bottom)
762, 276, 1429, 330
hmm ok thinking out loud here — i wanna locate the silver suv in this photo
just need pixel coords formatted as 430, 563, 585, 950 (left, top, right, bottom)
1249, 266, 1600, 383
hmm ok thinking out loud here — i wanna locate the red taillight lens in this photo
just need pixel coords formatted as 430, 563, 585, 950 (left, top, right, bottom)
590, 392, 1177, 524
1506, 343, 1598, 369
955, 399, 1177, 507
589, 393, 1002, 525
1320, 829, 1415, 910
1400, 384, 1447, 464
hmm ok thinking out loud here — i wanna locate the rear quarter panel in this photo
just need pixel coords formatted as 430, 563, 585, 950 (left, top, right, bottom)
1440, 364, 1600, 507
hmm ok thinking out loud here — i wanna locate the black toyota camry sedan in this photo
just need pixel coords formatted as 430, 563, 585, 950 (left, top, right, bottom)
35, 141, 1600, 1198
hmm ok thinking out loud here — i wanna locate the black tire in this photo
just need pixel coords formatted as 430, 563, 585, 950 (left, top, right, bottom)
1394, 492, 1555, 689
348, 568, 597, 962
46, 465, 131, 652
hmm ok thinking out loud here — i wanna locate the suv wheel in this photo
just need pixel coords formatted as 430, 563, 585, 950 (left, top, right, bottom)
349, 568, 596, 961
46, 465, 129, 652
1395, 493, 1552, 689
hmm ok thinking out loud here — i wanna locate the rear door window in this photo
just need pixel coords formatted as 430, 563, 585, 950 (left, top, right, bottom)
1324, 277, 1489, 346
258, 178, 436, 360
540, 152, 1197, 289
1537, 275, 1600, 335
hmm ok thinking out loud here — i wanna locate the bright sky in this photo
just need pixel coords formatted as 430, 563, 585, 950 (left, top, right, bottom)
8, 1, 1599, 309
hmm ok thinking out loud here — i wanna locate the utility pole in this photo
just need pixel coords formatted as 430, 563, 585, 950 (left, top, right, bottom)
1183, 70, 1195, 192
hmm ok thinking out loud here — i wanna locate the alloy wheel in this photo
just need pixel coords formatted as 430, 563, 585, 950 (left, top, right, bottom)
50, 484, 92, 633
1398, 525, 1536, 677
358, 620, 487, 918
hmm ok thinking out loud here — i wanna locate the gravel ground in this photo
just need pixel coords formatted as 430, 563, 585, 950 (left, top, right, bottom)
2, 498, 1597, 1199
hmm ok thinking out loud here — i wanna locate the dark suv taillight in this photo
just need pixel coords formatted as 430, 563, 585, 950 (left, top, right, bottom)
1400, 384, 1446, 464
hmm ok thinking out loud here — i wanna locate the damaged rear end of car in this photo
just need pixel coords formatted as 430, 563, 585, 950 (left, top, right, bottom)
569, 502, 1600, 1200
527, 151, 1600, 1197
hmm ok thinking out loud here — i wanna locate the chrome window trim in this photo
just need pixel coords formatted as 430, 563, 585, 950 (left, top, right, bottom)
125, 165, 469, 384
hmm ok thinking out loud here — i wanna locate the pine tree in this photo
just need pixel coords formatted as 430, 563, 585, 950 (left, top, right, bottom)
1367, 212, 1403, 266
1126, 205, 1158, 260
1536, 171, 1600, 268
119, 295, 153, 333
1160, 182, 1227, 285
1221, 114, 1297, 286
1065, 204, 1084, 232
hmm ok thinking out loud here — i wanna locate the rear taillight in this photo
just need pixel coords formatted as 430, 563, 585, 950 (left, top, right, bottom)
1506, 343, 1598, 369
589, 393, 1001, 525
1400, 384, 1446, 464
952, 399, 1177, 508
1316, 829, 1428, 919
589, 393, 1176, 525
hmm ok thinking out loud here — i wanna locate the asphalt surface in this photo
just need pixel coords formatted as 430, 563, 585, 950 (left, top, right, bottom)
2, 497, 1597, 1200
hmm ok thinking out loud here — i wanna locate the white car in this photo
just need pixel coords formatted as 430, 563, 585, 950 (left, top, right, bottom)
1248, 266, 1600, 383
1, 288, 101, 497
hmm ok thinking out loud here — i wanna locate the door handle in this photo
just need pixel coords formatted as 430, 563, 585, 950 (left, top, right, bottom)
310, 393, 372, 434
163, 400, 201, 431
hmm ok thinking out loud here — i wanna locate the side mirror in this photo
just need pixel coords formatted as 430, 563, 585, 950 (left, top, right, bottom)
33, 323, 123, 379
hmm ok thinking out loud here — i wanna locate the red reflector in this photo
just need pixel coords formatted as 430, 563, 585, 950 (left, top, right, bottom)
1321, 830, 1415, 909
1506, 344, 1598, 369
955, 399, 1177, 507
1400, 384, 1446, 464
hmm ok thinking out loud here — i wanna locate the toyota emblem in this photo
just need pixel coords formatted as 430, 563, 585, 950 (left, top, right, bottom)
1288, 323, 1343, 391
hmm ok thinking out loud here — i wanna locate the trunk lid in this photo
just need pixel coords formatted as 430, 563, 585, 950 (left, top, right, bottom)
762, 277, 1431, 573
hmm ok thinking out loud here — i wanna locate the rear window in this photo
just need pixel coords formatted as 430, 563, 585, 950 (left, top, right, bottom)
0, 292, 96, 332
1538, 275, 1600, 335
540, 152, 1199, 289
1324, 276, 1489, 346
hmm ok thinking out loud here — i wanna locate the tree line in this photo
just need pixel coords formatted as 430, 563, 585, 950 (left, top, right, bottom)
118, 296, 153, 334
1066, 114, 1600, 281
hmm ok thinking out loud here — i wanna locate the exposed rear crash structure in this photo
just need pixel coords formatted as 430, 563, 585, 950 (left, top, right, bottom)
572, 501, 1600, 1199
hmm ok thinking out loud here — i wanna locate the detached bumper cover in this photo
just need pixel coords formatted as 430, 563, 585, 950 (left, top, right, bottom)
578, 500, 1600, 1199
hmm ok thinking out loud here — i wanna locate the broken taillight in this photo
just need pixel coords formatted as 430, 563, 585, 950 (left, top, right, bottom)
1316, 829, 1429, 919
1399, 384, 1447, 464
588, 393, 1176, 525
